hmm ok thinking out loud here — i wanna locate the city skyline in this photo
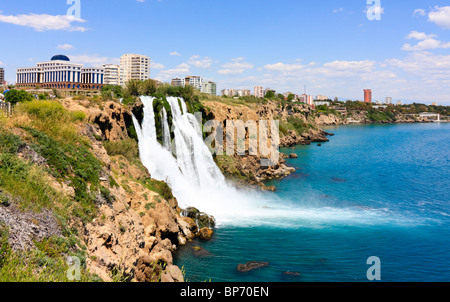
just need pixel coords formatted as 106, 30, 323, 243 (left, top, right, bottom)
0, 1, 450, 104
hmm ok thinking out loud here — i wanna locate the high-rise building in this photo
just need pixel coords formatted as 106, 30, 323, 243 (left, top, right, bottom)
0, 68, 4, 85
385, 97, 392, 104
120, 54, 150, 86
16, 54, 104, 90
171, 78, 184, 87
201, 81, 217, 96
184, 76, 203, 90
102, 64, 121, 86
243, 89, 251, 96
364, 89, 372, 103
254, 86, 264, 98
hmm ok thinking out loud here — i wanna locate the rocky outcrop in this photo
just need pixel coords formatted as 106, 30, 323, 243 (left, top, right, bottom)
315, 113, 342, 125
86, 101, 131, 141
280, 128, 330, 147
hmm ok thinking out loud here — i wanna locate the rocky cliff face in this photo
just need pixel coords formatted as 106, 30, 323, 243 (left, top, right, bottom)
203, 100, 330, 189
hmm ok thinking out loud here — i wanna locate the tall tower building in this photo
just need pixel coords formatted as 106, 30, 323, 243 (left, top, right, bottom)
0, 68, 5, 85
364, 89, 372, 103
120, 54, 150, 86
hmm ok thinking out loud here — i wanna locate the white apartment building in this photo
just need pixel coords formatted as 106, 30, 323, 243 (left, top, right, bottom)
102, 64, 121, 86
316, 95, 329, 101
120, 54, 150, 86
185, 76, 203, 91
254, 86, 264, 98
201, 81, 217, 96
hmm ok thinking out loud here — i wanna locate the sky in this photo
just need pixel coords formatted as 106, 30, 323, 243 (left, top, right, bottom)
0, 0, 450, 104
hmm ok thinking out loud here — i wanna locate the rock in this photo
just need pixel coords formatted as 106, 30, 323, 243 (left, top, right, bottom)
0, 203, 62, 251
289, 153, 298, 159
197, 227, 214, 241
151, 202, 181, 243
135, 255, 163, 282
192, 246, 211, 257
87, 101, 131, 141
177, 216, 196, 239
181, 207, 216, 229
160, 265, 184, 283
283, 271, 301, 277
237, 261, 269, 272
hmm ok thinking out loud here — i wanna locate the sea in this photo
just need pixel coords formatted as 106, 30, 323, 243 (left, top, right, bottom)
174, 123, 450, 282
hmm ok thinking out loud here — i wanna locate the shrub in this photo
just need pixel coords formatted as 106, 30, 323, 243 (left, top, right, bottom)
4, 89, 34, 104
103, 138, 139, 162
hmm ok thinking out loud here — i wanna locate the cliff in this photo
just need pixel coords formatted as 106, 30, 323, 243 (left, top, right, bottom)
0, 97, 204, 282
202, 99, 330, 189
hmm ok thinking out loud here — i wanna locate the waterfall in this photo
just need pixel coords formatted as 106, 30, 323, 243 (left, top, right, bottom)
160, 107, 172, 152
132, 96, 406, 228
133, 96, 274, 226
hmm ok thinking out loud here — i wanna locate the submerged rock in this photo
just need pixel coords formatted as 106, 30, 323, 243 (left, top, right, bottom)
237, 261, 269, 272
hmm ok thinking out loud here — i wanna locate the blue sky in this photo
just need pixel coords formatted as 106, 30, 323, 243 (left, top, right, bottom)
1, 0, 450, 104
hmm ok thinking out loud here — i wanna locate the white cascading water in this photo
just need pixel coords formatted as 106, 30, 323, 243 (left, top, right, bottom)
133, 96, 415, 228
160, 107, 172, 152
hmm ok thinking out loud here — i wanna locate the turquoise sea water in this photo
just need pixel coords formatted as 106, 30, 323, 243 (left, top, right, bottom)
174, 123, 450, 282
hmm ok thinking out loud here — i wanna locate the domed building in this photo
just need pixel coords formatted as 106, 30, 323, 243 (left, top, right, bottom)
16, 54, 104, 91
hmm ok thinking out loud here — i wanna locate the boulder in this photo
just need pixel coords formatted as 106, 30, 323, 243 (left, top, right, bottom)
181, 207, 216, 229
289, 153, 298, 159
197, 227, 214, 241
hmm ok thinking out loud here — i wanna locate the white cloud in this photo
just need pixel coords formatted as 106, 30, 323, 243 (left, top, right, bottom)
323, 60, 375, 72
413, 9, 426, 17
57, 44, 73, 50
333, 8, 344, 13
218, 58, 254, 75
263, 62, 304, 73
0, 14, 87, 32
402, 31, 450, 51
406, 31, 436, 40
156, 67, 191, 81
169, 51, 181, 56
151, 62, 165, 69
428, 6, 450, 29
68, 54, 119, 66
187, 55, 213, 69
176, 63, 190, 69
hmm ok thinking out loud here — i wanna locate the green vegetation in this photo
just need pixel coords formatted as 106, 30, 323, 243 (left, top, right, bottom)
4, 89, 34, 104
279, 116, 311, 136
0, 226, 96, 282
103, 138, 139, 163
141, 178, 174, 201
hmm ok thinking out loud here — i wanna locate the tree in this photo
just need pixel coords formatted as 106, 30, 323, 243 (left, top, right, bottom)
287, 94, 295, 102
124, 80, 141, 97
265, 90, 275, 99
101, 85, 123, 100
139, 79, 157, 96
4, 89, 34, 104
